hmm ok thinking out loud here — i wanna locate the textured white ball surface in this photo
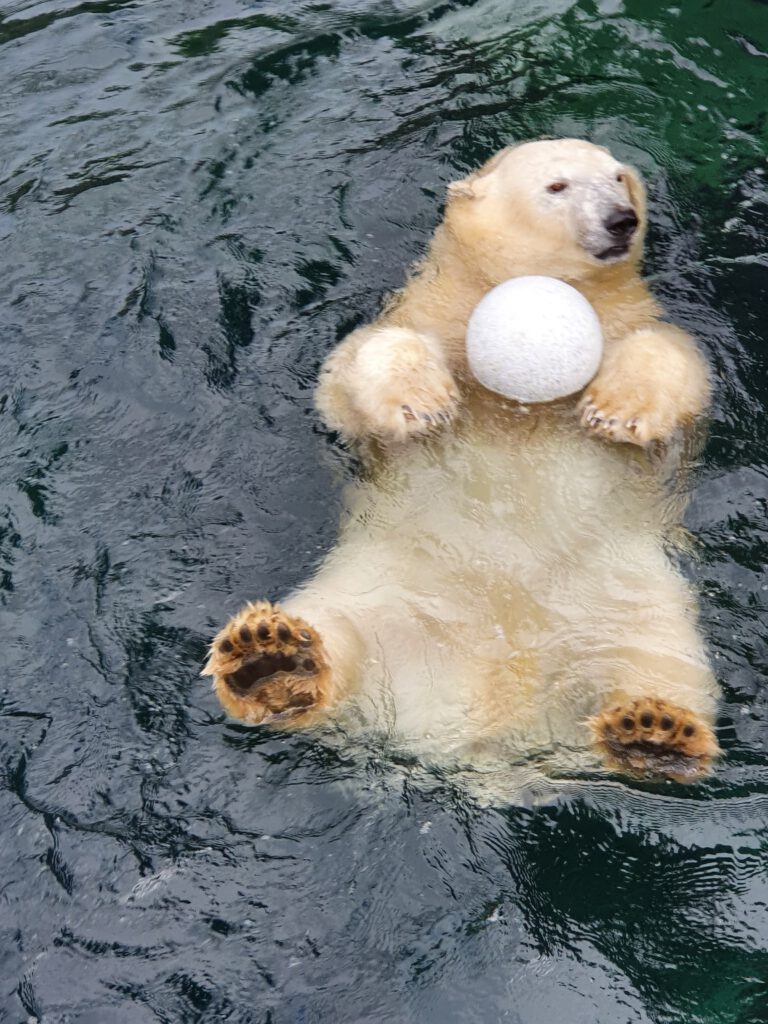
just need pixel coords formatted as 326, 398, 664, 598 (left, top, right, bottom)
466, 276, 604, 403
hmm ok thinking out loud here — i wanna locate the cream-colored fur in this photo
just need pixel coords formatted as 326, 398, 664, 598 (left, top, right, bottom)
204, 139, 719, 791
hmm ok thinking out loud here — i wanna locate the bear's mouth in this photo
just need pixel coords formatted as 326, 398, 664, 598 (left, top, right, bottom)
595, 242, 630, 261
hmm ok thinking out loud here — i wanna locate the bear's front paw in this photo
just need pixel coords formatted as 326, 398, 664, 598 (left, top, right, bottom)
578, 326, 709, 446
579, 383, 680, 446
349, 326, 460, 442
589, 697, 720, 781
203, 602, 332, 726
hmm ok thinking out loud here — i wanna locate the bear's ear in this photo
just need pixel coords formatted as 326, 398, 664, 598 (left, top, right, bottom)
447, 144, 517, 201
447, 177, 477, 200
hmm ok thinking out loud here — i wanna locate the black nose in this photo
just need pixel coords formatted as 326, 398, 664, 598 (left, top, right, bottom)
604, 207, 638, 238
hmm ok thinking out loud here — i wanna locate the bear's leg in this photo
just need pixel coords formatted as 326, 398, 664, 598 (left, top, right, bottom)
589, 695, 720, 782
316, 325, 460, 442
577, 547, 720, 781
203, 600, 355, 727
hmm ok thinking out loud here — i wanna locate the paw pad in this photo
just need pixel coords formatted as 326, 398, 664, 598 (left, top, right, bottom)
204, 602, 330, 725
590, 697, 719, 781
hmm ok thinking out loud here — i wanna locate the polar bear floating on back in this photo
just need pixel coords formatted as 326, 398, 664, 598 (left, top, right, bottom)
204, 139, 720, 786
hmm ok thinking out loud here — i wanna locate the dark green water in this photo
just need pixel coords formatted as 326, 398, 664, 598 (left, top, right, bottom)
1, 1, 767, 1021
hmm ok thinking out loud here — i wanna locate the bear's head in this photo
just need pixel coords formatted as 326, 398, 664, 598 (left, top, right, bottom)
445, 138, 647, 285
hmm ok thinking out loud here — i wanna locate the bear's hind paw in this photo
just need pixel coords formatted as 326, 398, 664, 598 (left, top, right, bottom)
203, 602, 331, 726
589, 697, 719, 781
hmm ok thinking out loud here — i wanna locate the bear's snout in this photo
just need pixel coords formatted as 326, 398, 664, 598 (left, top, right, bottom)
604, 206, 639, 240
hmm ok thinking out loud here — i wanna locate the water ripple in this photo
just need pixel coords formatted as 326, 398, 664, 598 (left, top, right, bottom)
1, 1, 767, 1021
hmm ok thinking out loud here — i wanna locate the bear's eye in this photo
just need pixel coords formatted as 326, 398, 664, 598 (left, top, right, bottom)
547, 181, 568, 194
616, 172, 625, 183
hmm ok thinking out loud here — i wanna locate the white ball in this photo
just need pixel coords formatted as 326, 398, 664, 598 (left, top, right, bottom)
466, 276, 604, 403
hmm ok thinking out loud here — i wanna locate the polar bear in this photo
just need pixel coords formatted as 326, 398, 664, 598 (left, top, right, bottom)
203, 139, 720, 784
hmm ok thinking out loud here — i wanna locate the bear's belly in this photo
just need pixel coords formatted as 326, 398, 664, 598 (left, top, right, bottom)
336, 404, 673, 610
287, 405, 715, 777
